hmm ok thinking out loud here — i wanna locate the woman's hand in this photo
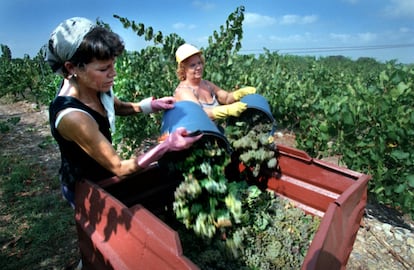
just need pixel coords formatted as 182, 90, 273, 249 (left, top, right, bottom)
165, 127, 203, 151
151, 96, 175, 112
232, 86, 256, 101
139, 96, 175, 113
136, 127, 202, 168
211, 102, 247, 119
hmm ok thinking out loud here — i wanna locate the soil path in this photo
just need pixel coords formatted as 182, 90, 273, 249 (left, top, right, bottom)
0, 100, 60, 175
1, 98, 413, 269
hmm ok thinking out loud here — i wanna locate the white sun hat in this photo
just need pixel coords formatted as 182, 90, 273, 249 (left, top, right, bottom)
175, 43, 201, 64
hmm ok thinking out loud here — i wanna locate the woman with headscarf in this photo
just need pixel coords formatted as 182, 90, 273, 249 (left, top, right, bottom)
47, 17, 201, 208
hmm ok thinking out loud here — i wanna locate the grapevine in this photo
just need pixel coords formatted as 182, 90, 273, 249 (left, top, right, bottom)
1, 5, 412, 216
162, 109, 320, 269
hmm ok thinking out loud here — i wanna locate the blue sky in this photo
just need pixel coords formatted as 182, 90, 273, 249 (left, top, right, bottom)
1, 0, 413, 63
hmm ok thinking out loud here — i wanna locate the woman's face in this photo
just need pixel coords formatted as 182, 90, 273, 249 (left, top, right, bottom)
75, 58, 117, 92
184, 54, 204, 80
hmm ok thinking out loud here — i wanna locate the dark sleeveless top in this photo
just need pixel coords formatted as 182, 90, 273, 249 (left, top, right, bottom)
49, 96, 115, 192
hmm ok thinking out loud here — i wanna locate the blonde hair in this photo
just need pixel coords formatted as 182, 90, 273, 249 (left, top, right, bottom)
176, 53, 205, 81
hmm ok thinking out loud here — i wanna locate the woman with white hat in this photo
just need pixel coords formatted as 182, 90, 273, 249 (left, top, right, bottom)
47, 18, 202, 208
174, 43, 256, 120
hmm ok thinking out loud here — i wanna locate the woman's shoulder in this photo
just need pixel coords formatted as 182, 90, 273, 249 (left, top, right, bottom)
175, 82, 192, 89
202, 80, 217, 90
174, 83, 194, 95
50, 96, 81, 109
49, 96, 92, 117
174, 84, 199, 102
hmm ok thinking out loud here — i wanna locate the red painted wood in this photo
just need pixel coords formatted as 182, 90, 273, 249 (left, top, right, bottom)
75, 180, 198, 270
74, 145, 370, 270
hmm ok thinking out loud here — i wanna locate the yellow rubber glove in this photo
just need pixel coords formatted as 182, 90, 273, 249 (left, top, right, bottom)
212, 102, 247, 119
232, 86, 256, 101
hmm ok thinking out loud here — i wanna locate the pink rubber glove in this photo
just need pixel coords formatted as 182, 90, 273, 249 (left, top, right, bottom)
139, 96, 175, 113
151, 97, 175, 112
136, 127, 202, 168
166, 127, 203, 151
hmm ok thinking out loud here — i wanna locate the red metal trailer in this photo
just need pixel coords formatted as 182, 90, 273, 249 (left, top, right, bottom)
75, 144, 370, 270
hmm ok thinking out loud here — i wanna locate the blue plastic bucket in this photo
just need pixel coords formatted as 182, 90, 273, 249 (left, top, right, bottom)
161, 101, 229, 147
159, 101, 231, 168
240, 94, 275, 122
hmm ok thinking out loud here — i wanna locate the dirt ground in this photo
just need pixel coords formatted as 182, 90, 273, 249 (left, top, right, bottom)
0, 100, 60, 174
1, 98, 413, 269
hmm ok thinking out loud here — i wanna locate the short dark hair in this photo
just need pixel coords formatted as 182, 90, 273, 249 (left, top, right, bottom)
69, 27, 125, 69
